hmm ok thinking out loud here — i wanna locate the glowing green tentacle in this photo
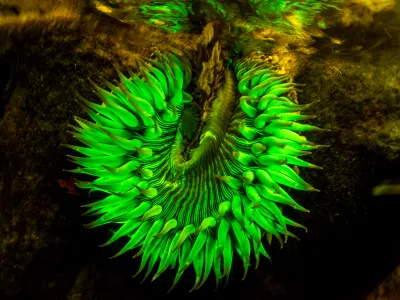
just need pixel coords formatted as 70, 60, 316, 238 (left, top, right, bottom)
66, 54, 325, 291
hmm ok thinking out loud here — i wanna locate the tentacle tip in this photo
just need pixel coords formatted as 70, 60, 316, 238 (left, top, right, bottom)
278, 159, 287, 165
241, 270, 248, 281
189, 283, 199, 293
196, 281, 206, 290
140, 278, 147, 284
167, 285, 176, 294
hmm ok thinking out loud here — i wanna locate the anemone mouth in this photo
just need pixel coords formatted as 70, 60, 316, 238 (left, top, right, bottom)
65, 51, 325, 291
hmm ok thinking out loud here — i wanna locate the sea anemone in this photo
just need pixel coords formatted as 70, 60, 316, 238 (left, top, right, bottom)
64, 52, 325, 291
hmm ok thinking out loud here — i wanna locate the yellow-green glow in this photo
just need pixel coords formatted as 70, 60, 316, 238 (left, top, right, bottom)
138, 2, 192, 33
134, 0, 342, 34
249, 0, 342, 31
66, 52, 325, 291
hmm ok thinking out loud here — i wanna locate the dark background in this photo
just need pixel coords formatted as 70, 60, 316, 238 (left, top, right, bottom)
1, 1, 400, 299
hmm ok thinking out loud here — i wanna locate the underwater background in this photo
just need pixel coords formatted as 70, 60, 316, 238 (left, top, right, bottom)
0, 0, 400, 299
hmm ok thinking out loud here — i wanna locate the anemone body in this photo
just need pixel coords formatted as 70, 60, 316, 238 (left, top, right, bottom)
66, 52, 324, 291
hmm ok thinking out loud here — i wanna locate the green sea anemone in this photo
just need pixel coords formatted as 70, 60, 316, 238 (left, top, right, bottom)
65, 52, 325, 291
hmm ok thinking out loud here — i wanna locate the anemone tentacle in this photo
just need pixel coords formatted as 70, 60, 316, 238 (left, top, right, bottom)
66, 53, 324, 291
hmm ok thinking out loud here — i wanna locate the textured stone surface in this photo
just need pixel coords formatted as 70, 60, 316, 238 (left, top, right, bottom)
367, 264, 400, 300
